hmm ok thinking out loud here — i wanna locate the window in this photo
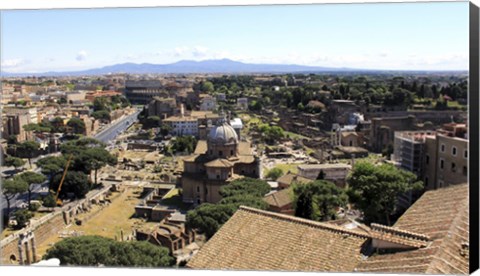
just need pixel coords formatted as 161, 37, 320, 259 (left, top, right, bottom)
205, 188, 208, 195
425, 177, 429, 186
440, 159, 444, 169
463, 166, 468, 176
425, 155, 430, 165
464, 150, 468, 159
197, 186, 200, 192
219, 150, 223, 156
216, 174, 220, 179
452, 146, 457, 156
451, 162, 456, 172
441, 144, 445, 152
230, 150, 234, 156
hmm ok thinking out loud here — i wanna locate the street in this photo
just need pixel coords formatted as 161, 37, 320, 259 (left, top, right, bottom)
94, 109, 141, 143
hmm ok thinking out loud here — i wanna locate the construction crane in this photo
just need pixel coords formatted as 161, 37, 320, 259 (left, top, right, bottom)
55, 154, 73, 206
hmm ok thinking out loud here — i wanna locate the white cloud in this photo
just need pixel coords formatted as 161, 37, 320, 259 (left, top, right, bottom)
192, 46, 209, 58
76, 50, 88, 61
1, 58, 25, 68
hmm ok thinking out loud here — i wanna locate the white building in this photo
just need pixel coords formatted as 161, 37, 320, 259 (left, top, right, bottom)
200, 95, 217, 111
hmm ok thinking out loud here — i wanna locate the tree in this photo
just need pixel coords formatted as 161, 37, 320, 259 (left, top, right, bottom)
4, 156, 26, 171
42, 192, 57, 208
293, 180, 348, 222
67, 118, 86, 134
93, 97, 110, 111
187, 178, 271, 239
77, 147, 117, 185
265, 167, 283, 180
2, 178, 28, 220
17, 171, 46, 209
51, 171, 90, 199
12, 209, 33, 230
217, 194, 269, 210
91, 110, 111, 122
36, 155, 67, 185
171, 136, 197, 154
43, 236, 174, 267
201, 81, 214, 92
23, 123, 51, 133
347, 161, 423, 225
219, 178, 271, 198
7, 135, 18, 145
16, 141, 40, 168
186, 203, 238, 238
159, 123, 172, 136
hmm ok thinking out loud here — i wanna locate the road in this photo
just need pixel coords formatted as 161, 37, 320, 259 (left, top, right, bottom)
94, 109, 141, 143
2, 110, 141, 216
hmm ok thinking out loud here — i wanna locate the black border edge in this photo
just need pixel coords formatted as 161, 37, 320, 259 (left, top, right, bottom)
470, 1, 480, 274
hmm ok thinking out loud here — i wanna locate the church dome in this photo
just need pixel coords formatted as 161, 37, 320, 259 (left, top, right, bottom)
208, 123, 238, 145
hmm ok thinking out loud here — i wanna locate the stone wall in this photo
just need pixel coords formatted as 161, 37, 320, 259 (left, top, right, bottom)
1, 213, 65, 265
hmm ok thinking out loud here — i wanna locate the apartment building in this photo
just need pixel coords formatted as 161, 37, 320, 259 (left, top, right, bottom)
392, 123, 468, 191
424, 123, 468, 190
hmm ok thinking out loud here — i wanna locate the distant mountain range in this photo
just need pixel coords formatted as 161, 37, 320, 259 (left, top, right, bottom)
1, 58, 467, 77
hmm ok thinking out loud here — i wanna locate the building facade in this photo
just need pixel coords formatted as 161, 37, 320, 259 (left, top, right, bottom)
181, 121, 260, 204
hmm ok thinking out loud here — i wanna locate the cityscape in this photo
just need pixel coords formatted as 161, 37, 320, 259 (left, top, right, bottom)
0, 2, 471, 275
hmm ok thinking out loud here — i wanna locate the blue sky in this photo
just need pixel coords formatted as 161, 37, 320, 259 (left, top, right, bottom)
0, 2, 469, 72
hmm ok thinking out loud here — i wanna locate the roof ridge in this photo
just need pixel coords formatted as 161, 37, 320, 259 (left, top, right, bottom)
238, 206, 370, 239
370, 223, 431, 241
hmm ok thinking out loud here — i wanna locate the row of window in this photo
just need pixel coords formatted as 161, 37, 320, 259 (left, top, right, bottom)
439, 159, 467, 176
440, 144, 468, 158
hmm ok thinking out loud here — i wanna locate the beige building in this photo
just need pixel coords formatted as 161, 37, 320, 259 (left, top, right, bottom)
147, 96, 177, 118
181, 121, 260, 204
423, 123, 468, 190
369, 115, 416, 152
297, 163, 351, 188
2, 108, 38, 142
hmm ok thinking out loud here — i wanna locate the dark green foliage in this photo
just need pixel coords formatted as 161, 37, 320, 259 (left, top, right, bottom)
76, 147, 117, 184
93, 97, 109, 111
16, 141, 40, 167
91, 110, 111, 121
186, 203, 238, 239
293, 180, 347, 222
17, 171, 47, 208
43, 236, 174, 267
51, 171, 90, 199
257, 124, 285, 145
265, 167, 284, 180
347, 161, 423, 225
145, 116, 160, 128
29, 201, 41, 212
4, 155, 25, 170
219, 178, 271, 198
171, 136, 197, 154
7, 135, 18, 145
42, 193, 57, 208
37, 155, 67, 182
159, 123, 172, 136
23, 123, 51, 133
13, 209, 33, 229
218, 194, 269, 210
2, 178, 28, 219
187, 178, 271, 239
67, 118, 86, 134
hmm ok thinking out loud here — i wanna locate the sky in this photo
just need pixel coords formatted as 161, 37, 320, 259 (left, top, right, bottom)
0, 2, 470, 73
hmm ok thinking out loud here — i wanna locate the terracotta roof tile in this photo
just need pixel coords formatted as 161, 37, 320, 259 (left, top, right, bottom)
187, 206, 369, 272
263, 188, 293, 208
356, 184, 469, 274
